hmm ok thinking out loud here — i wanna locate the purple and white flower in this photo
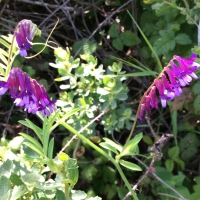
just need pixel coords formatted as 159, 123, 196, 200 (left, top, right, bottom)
138, 54, 200, 121
14, 19, 41, 57
0, 68, 56, 117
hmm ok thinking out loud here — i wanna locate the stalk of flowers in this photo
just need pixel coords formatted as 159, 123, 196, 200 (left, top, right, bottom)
138, 54, 200, 122
14, 19, 41, 57
0, 68, 56, 117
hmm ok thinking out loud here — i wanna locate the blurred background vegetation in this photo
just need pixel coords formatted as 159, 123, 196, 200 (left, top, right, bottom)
1, 0, 200, 199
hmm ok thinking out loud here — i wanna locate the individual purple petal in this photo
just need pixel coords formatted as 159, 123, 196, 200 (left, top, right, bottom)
165, 67, 182, 96
138, 103, 145, 122
173, 54, 196, 67
149, 86, 159, 109
0, 81, 9, 95
7, 68, 20, 98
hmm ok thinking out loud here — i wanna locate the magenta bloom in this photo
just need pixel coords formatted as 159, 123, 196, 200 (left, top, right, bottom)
0, 68, 56, 117
14, 19, 41, 57
138, 54, 200, 121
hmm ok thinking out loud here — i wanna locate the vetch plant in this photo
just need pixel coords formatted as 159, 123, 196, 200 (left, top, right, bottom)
0, 11, 200, 199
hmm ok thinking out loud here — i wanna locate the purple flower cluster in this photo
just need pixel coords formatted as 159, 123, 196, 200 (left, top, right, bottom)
0, 68, 56, 117
14, 19, 41, 57
138, 54, 200, 121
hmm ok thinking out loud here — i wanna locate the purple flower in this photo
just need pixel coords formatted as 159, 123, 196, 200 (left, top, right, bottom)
138, 54, 200, 121
0, 68, 56, 117
14, 19, 41, 57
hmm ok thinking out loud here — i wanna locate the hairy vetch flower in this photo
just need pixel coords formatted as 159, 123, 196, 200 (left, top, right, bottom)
0, 68, 56, 117
138, 54, 200, 121
14, 19, 41, 57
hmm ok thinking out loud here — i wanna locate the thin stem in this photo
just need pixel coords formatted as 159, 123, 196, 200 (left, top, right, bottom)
153, 174, 187, 200
127, 11, 162, 73
64, 183, 70, 200
198, 20, 200, 44
60, 121, 139, 200
158, 193, 187, 200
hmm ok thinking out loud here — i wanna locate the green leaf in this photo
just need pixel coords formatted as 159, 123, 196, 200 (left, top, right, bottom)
120, 31, 141, 46
10, 173, 23, 186
19, 133, 43, 153
154, 30, 175, 55
193, 184, 200, 192
99, 142, 118, 154
112, 38, 124, 51
143, 135, 153, 145
0, 53, 8, 65
190, 192, 200, 200
0, 159, 13, 178
102, 137, 122, 152
192, 80, 200, 95
108, 23, 120, 38
96, 87, 110, 95
165, 159, 174, 172
10, 185, 27, 200
67, 159, 79, 186
23, 142, 43, 156
105, 71, 157, 77
180, 133, 200, 162
58, 68, 71, 76
71, 190, 87, 200
47, 159, 61, 174
72, 39, 98, 55
174, 158, 185, 170
120, 132, 143, 157
168, 146, 180, 160
21, 172, 41, 183
19, 119, 43, 142
86, 197, 102, 200
0, 37, 10, 48
172, 174, 185, 186
54, 47, 70, 61
0, 176, 12, 199
0, 48, 9, 57
115, 92, 128, 101
194, 176, 200, 185
156, 166, 173, 181
119, 160, 142, 171
175, 33, 192, 45
55, 189, 66, 200
48, 138, 54, 159
55, 76, 71, 82
194, 95, 200, 114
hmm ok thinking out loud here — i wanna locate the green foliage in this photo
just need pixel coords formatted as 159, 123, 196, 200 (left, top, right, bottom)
108, 23, 141, 51
51, 47, 137, 134
179, 132, 200, 162
72, 39, 99, 55
148, 167, 191, 200
2, 1, 200, 199
165, 146, 185, 171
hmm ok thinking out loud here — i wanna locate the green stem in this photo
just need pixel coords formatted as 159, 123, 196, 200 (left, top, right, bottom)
60, 121, 139, 200
64, 183, 70, 200
127, 11, 162, 73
